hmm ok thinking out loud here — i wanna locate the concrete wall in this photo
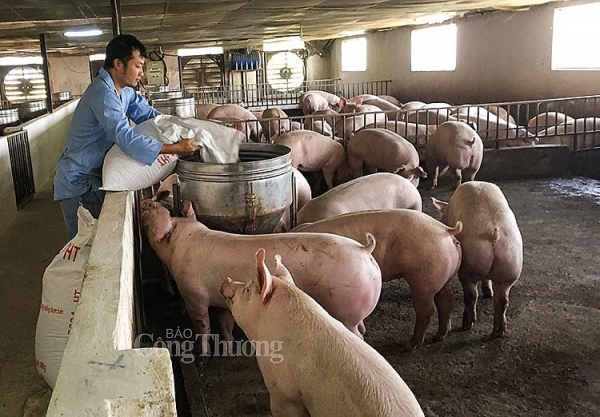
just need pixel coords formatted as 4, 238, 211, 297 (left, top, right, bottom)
0, 100, 75, 235
48, 56, 90, 97
325, 0, 600, 104
47, 191, 177, 416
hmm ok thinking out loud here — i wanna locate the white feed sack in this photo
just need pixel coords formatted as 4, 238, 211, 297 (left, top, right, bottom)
35, 206, 97, 389
101, 115, 243, 191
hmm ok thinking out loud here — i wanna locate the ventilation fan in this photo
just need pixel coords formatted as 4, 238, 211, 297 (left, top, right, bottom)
266, 51, 305, 92
3, 66, 46, 103
181, 56, 223, 91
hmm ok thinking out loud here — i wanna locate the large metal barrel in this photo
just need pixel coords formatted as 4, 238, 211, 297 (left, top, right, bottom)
148, 90, 183, 102
176, 143, 292, 234
153, 97, 196, 118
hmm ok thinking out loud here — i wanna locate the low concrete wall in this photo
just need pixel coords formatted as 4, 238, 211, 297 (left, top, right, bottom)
47, 191, 177, 416
0, 100, 76, 235
477, 145, 571, 181
571, 147, 600, 180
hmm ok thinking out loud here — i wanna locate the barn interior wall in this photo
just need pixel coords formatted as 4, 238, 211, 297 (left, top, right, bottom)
326, 0, 600, 104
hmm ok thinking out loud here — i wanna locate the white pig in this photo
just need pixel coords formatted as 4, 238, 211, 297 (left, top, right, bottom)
432, 181, 523, 338
220, 248, 425, 417
293, 209, 463, 350
273, 167, 312, 233
527, 111, 574, 133
207, 104, 263, 142
425, 120, 484, 189
347, 128, 427, 186
296, 172, 422, 225
260, 107, 292, 141
299, 90, 345, 114
140, 197, 381, 350
274, 130, 349, 190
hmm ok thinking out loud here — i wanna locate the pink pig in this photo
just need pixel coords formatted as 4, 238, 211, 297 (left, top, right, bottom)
296, 172, 422, 226
425, 120, 484, 189
220, 248, 425, 417
274, 130, 349, 190
299, 90, 345, 114
432, 181, 523, 338
347, 128, 427, 186
140, 197, 382, 351
273, 167, 312, 233
207, 104, 263, 142
293, 209, 462, 350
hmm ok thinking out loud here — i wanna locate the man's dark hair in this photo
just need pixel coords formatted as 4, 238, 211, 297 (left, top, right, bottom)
103, 34, 148, 69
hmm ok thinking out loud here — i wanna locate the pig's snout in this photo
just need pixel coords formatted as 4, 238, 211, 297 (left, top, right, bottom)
220, 277, 236, 301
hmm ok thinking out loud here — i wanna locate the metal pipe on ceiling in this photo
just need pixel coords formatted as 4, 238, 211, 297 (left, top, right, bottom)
110, 0, 123, 37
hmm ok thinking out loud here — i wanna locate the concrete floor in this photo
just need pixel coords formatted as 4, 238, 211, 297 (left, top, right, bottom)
0, 180, 66, 416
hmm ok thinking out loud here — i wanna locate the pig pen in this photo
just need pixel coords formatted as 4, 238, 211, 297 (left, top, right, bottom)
136, 173, 600, 417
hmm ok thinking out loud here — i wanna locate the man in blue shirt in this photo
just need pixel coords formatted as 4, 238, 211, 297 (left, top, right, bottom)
54, 34, 198, 240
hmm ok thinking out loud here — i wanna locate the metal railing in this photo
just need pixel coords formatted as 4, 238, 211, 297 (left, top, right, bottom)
186, 79, 391, 109
225, 94, 600, 153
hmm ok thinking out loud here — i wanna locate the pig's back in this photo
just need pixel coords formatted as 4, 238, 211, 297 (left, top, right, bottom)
279, 287, 425, 416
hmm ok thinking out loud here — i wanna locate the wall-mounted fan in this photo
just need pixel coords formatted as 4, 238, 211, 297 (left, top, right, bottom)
3, 66, 46, 103
181, 55, 224, 91
266, 51, 305, 92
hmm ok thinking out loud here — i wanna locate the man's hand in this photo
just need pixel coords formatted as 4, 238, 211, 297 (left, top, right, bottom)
160, 138, 200, 157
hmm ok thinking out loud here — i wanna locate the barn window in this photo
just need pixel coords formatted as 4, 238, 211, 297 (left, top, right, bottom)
411, 24, 457, 71
551, 2, 600, 70
341, 37, 367, 72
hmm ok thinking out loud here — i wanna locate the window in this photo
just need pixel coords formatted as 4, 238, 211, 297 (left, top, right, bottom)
341, 37, 367, 71
411, 24, 457, 71
552, 2, 600, 70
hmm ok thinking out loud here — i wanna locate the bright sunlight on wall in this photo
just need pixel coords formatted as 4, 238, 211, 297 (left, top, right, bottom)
341, 37, 367, 72
411, 24, 457, 71
552, 2, 600, 70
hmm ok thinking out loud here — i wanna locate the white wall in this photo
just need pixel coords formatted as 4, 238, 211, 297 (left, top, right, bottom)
48, 56, 90, 97
326, 0, 600, 104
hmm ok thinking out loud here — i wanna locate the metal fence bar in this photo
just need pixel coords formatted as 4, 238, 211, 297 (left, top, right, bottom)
6, 130, 35, 207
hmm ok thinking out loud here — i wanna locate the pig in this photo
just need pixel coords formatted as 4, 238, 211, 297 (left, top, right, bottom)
377, 94, 402, 106
425, 120, 484, 189
140, 197, 381, 351
299, 90, 345, 114
220, 248, 425, 417
432, 181, 523, 338
487, 105, 516, 125
207, 104, 263, 142
346, 94, 402, 120
274, 130, 349, 190
296, 172, 422, 226
260, 107, 292, 141
303, 108, 338, 130
365, 120, 438, 160
453, 106, 536, 147
273, 167, 312, 233
406, 108, 458, 125
347, 128, 427, 186
334, 111, 387, 142
536, 117, 600, 150
195, 103, 218, 120
293, 209, 463, 350
527, 111, 574, 133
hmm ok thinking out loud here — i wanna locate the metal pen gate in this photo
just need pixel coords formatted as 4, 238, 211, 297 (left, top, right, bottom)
6, 130, 35, 207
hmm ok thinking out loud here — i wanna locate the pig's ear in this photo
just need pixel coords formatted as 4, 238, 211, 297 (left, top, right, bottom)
431, 197, 447, 213
181, 200, 196, 219
153, 189, 171, 202
256, 248, 274, 302
273, 254, 295, 286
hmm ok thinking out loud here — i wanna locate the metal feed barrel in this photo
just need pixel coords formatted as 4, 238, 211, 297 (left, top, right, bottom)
176, 143, 292, 234
153, 97, 196, 118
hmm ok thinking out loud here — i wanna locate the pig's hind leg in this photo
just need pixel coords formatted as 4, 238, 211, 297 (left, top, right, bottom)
407, 292, 436, 350
433, 281, 453, 342
490, 280, 514, 338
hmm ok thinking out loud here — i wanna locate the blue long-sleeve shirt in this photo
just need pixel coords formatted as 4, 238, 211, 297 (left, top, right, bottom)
53, 67, 162, 201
